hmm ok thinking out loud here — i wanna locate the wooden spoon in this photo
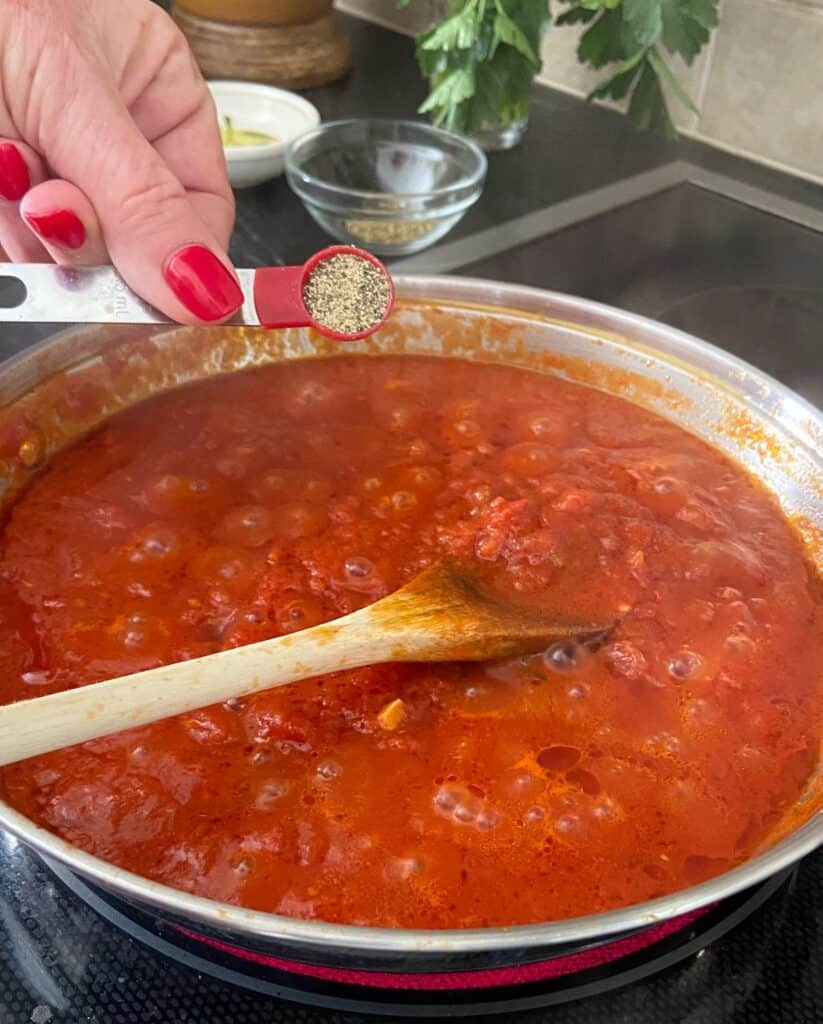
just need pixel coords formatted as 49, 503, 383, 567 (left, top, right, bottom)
0, 560, 611, 767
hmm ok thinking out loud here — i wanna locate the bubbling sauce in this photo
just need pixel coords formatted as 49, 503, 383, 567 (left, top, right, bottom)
0, 356, 820, 928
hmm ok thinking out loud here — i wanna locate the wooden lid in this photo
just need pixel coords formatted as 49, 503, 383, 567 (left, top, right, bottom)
175, 0, 331, 27
173, 6, 351, 89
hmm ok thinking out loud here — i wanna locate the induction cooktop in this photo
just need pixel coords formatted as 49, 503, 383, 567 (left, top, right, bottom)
1, 833, 822, 1023
396, 161, 823, 409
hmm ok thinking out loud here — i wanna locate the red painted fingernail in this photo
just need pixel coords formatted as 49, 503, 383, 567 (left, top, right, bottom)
163, 245, 242, 322
0, 144, 30, 201
24, 209, 86, 249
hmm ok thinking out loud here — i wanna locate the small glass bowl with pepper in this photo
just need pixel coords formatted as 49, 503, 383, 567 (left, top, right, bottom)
285, 119, 487, 257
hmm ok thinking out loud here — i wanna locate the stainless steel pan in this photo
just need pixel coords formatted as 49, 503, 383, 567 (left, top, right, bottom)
0, 276, 820, 971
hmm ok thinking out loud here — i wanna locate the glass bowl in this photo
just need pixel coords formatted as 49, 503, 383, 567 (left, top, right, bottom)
285, 119, 487, 256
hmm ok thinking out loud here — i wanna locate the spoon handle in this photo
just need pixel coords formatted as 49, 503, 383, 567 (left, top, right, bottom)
0, 246, 394, 337
0, 558, 607, 767
0, 602, 399, 767
0, 264, 260, 325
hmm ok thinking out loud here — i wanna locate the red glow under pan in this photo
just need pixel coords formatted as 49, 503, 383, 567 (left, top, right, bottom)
175, 906, 712, 991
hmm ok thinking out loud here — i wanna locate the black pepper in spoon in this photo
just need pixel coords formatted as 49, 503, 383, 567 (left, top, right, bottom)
302, 253, 392, 337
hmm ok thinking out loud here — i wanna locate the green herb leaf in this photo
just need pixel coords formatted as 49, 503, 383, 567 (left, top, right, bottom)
504, 0, 550, 54
627, 59, 676, 137
469, 60, 507, 125
556, 7, 598, 25
419, 66, 476, 117
647, 47, 698, 113
493, 0, 539, 64
660, 0, 718, 63
577, 0, 622, 9
684, 0, 720, 30
470, 47, 532, 124
417, 45, 449, 78
419, 0, 482, 51
622, 0, 663, 47
578, 9, 625, 67
590, 63, 642, 101
587, 47, 646, 100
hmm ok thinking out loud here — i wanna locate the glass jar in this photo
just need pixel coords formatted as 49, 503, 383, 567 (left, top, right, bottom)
175, 0, 331, 26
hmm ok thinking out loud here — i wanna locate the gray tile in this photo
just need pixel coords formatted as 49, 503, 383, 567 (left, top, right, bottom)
697, 0, 823, 178
538, 18, 714, 131
538, 22, 607, 100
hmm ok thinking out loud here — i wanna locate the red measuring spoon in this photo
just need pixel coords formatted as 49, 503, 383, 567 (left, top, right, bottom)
254, 245, 395, 341
0, 245, 395, 340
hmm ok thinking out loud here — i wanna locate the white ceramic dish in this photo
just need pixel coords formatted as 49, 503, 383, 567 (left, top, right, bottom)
207, 81, 321, 189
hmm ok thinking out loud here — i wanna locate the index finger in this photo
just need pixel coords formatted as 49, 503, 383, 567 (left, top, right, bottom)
155, 98, 235, 249
127, 35, 234, 247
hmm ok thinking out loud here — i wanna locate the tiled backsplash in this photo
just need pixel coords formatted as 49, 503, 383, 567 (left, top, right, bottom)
336, 0, 823, 184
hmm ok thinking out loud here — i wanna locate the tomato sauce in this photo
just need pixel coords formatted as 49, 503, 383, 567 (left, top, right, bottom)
0, 355, 821, 928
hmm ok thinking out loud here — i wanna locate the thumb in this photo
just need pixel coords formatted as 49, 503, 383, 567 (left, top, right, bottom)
43, 80, 241, 324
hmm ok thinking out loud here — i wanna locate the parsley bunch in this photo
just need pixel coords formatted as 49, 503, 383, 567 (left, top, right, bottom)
401, 0, 719, 139
564, 0, 719, 136
400, 0, 549, 134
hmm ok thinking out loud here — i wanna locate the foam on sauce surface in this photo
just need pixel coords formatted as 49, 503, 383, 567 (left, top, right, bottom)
0, 355, 820, 928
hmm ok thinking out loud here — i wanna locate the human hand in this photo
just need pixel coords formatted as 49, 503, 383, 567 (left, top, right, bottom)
0, 0, 241, 324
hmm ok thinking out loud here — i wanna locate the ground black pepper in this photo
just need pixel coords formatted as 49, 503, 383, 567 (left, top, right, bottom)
302, 254, 391, 336
344, 218, 437, 247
